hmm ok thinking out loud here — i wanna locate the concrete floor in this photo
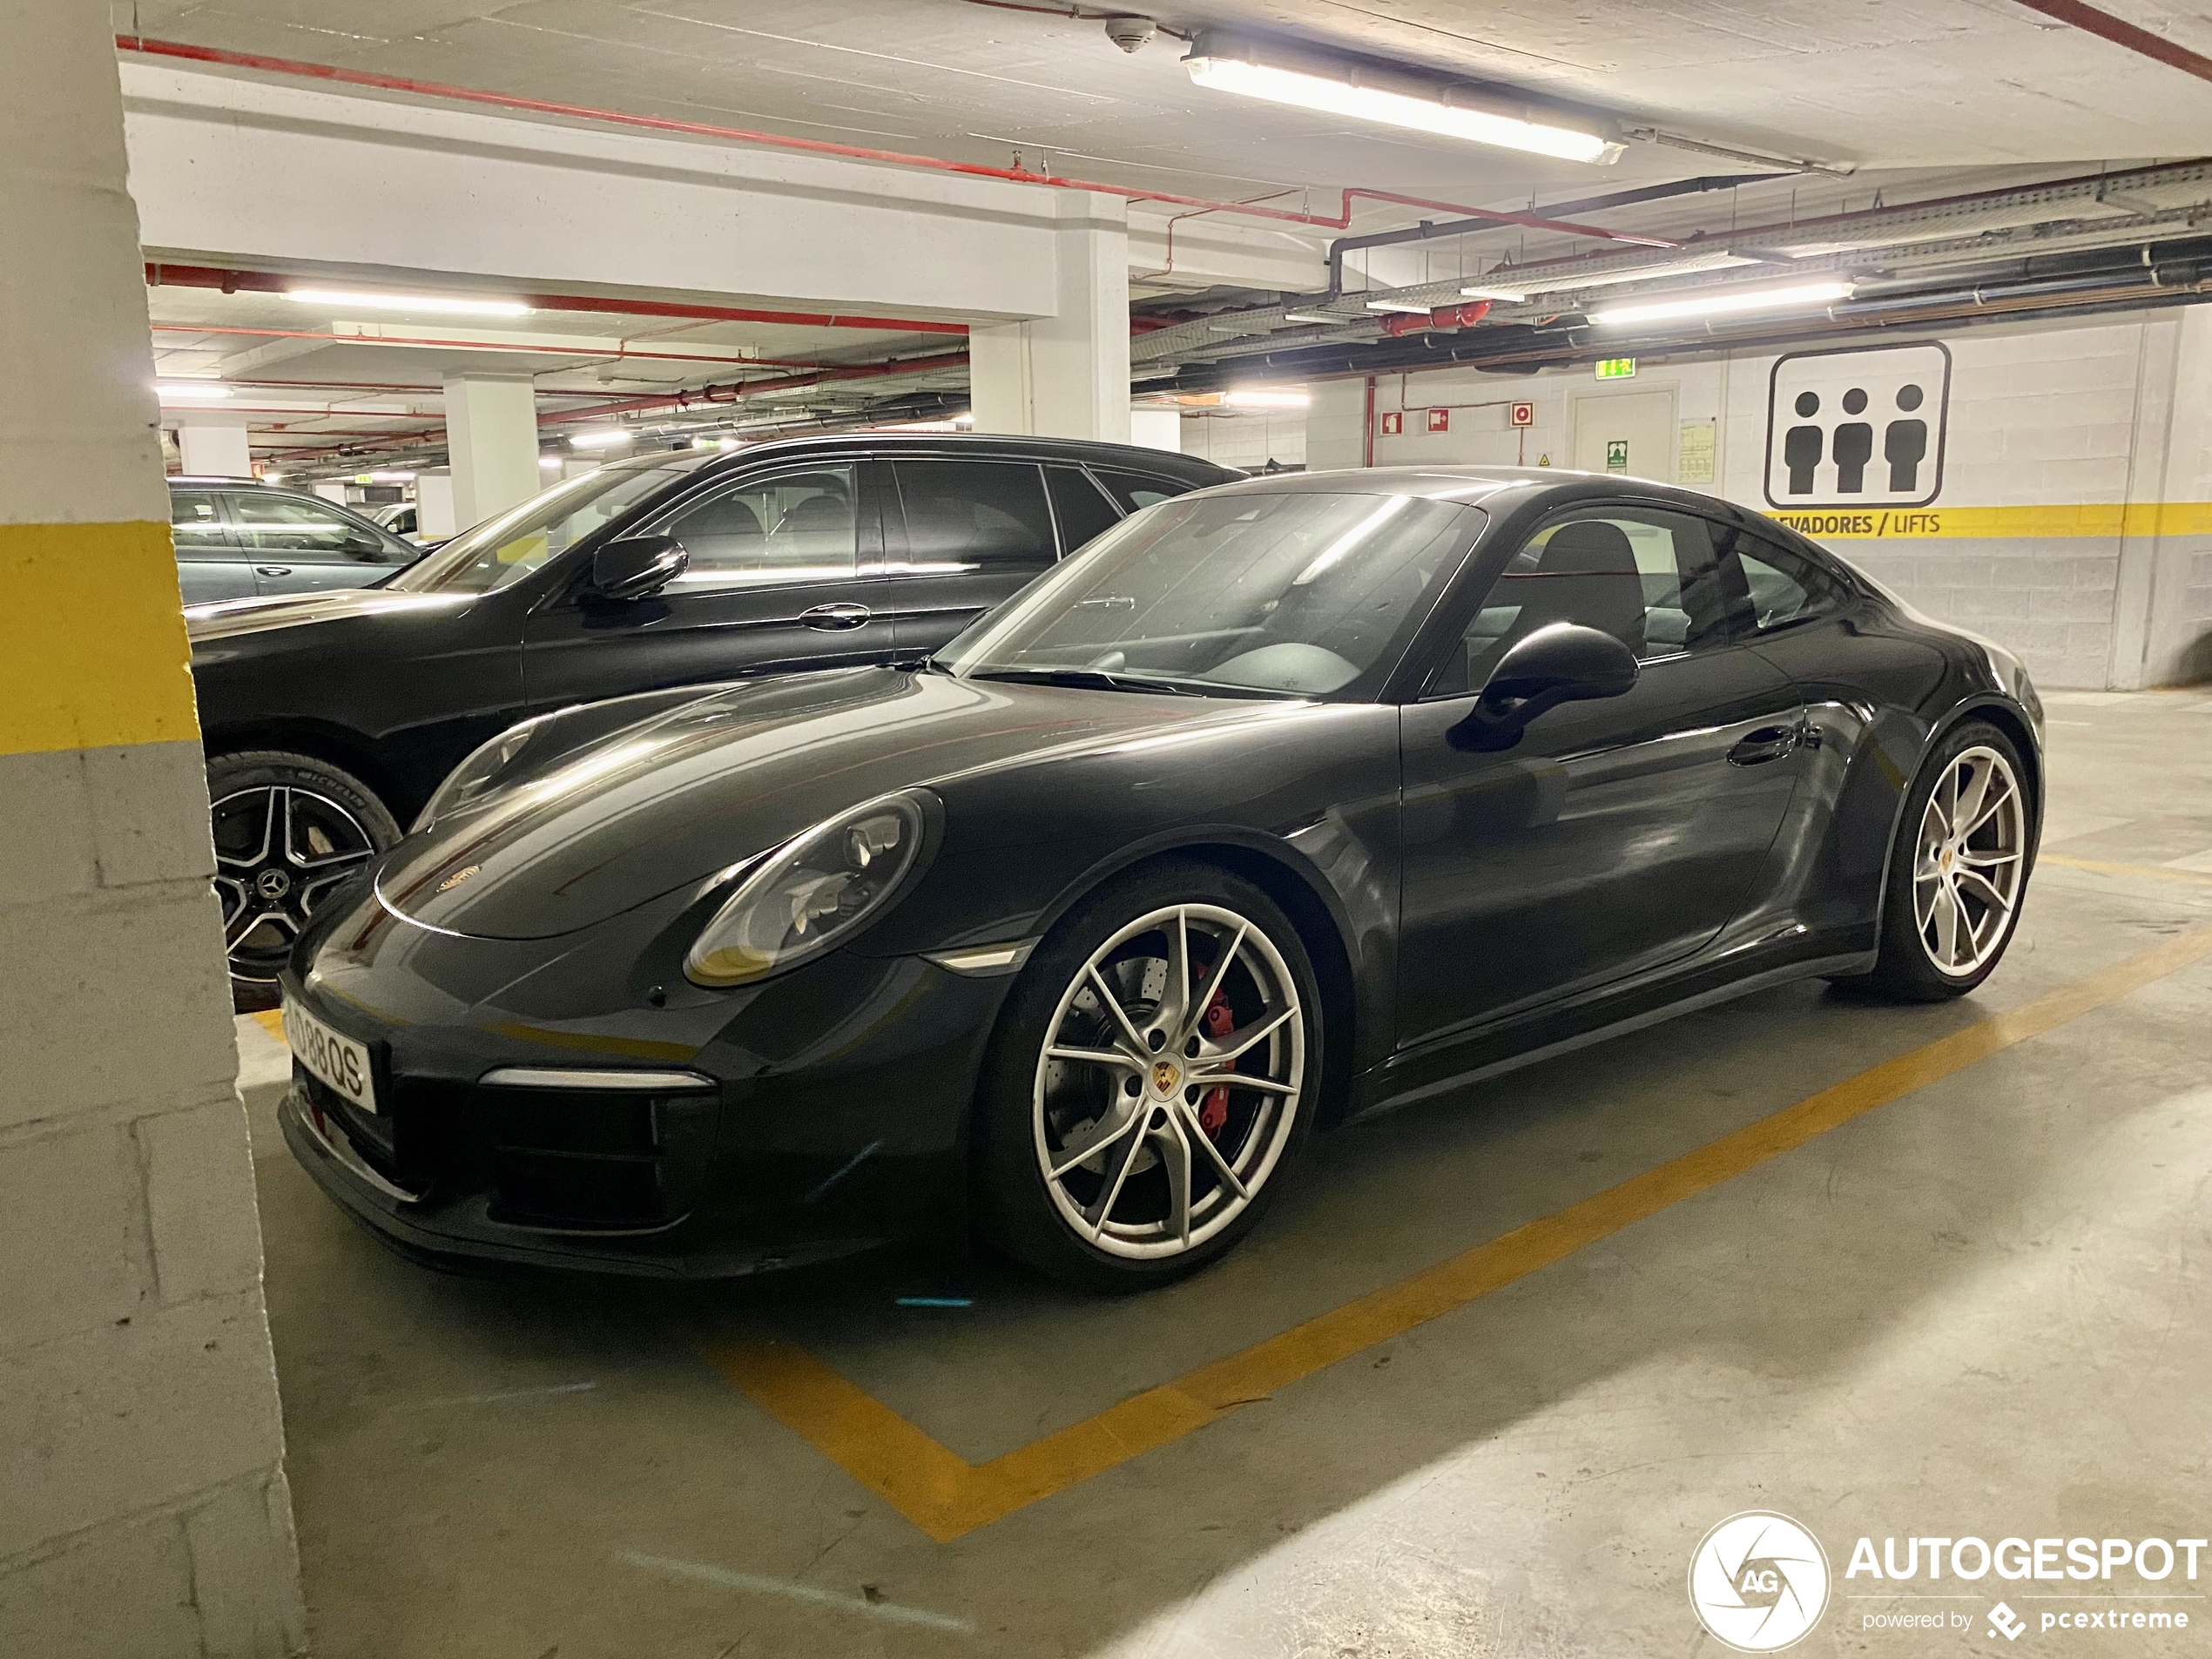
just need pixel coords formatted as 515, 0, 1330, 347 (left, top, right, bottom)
239, 689, 2212, 1658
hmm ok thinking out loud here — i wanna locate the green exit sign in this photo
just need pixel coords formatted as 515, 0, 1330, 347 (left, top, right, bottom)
1595, 357, 1636, 380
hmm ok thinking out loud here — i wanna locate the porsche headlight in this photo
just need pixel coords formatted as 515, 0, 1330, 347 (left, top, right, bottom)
684, 794, 928, 987
413, 722, 540, 831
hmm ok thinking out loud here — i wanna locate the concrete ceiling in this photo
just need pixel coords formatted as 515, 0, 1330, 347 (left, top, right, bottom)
116, 0, 2212, 470
112, 0, 2212, 194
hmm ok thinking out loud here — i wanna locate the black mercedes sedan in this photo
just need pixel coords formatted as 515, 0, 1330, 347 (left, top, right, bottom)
277, 466, 2042, 1289
187, 433, 1232, 1005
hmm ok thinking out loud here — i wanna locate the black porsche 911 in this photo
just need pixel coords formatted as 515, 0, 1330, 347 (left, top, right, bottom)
278, 466, 2043, 1289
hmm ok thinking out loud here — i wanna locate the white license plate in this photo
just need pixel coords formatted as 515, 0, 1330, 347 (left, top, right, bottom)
283, 997, 378, 1115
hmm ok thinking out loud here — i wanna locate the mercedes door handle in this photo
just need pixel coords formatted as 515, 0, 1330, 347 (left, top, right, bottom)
799, 603, 873, 631
253, 564, 293, 577
1728, 723, 1801, 766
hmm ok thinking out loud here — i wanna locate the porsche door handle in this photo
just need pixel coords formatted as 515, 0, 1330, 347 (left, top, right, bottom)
799, 603, 873, 631
253, 564, 293, 577
1728, 723, 1801, 766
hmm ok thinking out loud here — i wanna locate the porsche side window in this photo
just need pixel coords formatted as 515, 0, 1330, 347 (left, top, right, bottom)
656, 466, 859, 590
1730, 535, 1851, 632
1428, 507, 1733, 698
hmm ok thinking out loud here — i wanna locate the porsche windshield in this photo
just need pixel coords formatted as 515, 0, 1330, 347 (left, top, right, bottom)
937, 490, 1481, 698
386, 453, 713, 595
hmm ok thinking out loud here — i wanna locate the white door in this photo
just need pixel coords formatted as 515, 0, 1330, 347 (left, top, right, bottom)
1572, 388, 1677, 482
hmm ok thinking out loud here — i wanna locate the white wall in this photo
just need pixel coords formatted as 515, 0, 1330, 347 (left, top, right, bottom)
1310, 306, 2212, 688
1179, 409, 1307, 472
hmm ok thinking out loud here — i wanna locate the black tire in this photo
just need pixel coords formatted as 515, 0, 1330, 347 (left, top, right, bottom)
973, 859, 1322, 1291
1858, 718, 2034, 1002
206, 750, 400, 1013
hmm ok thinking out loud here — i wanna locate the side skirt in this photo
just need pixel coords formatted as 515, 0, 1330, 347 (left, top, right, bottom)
1347, 949, 1878, 1123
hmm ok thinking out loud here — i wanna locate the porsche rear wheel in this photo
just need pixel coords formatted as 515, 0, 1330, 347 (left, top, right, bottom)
1861, 720, 2033, 1001
975, 861, 1318, 1290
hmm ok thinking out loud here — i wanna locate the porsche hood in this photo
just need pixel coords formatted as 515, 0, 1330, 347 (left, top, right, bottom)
373, 668, 1305, 940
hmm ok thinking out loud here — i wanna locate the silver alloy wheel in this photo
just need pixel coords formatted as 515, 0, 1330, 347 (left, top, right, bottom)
1032, 902, 1305, 1259
212, 786, 378, 985
1912, 744, 2027, 977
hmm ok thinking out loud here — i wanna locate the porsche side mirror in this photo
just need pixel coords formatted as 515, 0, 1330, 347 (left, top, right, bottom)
589, 535, 687, 600
1450, 622, 1639, 752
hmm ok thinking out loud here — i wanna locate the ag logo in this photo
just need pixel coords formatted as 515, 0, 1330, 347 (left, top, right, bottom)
1688, 1511, 1831, 1652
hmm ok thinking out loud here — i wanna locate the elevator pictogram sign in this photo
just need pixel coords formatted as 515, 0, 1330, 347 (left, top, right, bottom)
1764, 341, 1950, 509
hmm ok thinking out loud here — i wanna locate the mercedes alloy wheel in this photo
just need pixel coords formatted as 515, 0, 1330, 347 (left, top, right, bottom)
206, 751, 400, 1009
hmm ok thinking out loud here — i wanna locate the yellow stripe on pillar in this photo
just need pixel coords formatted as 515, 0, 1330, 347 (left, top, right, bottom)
0, 521, 200, 758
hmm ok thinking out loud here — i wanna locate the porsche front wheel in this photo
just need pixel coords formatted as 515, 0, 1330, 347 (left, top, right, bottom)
975, 862, 1318, 1290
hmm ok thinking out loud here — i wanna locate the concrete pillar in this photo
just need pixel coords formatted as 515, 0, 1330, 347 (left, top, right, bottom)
1128, 408, 1183, 454
442, 372, 541, 528
970, 191, 1130, 443
172, 410, 251, 477
415, 470, 456, 540
0, 6, 306, 1656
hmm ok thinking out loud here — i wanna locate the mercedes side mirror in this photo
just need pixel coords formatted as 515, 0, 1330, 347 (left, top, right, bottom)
589, 535, 687, 600
1450, 622, 1639, 752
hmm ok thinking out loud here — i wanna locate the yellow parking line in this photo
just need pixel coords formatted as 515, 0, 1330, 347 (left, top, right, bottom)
251, 1008, 287, 1042
2042, 853, 2212, 887
704, 920, 2212, 1543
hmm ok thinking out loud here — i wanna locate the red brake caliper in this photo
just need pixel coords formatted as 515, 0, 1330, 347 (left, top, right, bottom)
1198, 995, 1235, 1136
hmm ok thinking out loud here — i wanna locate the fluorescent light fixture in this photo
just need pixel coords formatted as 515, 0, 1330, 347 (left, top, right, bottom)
1459, 285, 1528, 304
287, 289, 532, 318
261, 470, 286, 483
718, 435, 744, 450
953, 414, 974, 428
1185, 42, 1622, 165
156, 380, 231, 400
1590, 280, 1853, 327
569, 428, 633, 448
1224, 389, 1311, 409
1281, 311, 1339, 325
539, 455, 563, 469
1364, 300, 1433, 315
368, 469, 415, 482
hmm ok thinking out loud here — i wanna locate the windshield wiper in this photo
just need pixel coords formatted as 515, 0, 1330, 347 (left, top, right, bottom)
963, 666, 1203, 697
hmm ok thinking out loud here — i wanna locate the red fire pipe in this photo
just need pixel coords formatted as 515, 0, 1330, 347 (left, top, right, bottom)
149, 321, 814, 368
115, 36, 1676, 247
143, 261, 959, 341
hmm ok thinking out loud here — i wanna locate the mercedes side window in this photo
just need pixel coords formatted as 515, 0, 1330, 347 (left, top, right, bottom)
1045, 464, 1123, 556
169, 489, 235, 558
891, 460, 1055, 573
1728, 533, 1852, 632
226, 492, 409, 564
1426, 505, 1734, 698
1091, 469, 1184, 514
654, 465, 859, 590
